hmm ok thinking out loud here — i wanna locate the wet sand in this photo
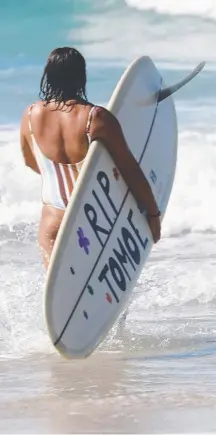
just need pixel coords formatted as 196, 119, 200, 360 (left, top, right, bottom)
1, 351, 216, 434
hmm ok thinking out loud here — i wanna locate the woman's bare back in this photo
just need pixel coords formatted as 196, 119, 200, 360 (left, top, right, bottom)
28, 101, 93, 164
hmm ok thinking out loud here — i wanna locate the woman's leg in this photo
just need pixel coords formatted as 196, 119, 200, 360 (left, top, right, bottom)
38, 205, 65, 270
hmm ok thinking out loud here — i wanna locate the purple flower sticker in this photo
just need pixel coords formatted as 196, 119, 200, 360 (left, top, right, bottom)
77, 227, 90, 254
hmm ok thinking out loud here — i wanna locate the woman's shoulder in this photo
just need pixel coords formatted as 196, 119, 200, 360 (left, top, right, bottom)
22, 101, 42, 119
90, 104, 120, 129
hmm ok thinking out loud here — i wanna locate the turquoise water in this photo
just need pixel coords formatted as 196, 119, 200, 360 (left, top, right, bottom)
1, 0, 216, 122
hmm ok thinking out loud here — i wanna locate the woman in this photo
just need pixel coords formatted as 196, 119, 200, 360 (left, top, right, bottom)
20, 47, 161, 269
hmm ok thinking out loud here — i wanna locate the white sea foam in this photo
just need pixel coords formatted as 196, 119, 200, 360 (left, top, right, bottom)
0, 127, 41, 227
126, 0, 216, 19
69, 1, 216, 64
0, 124, 215, 236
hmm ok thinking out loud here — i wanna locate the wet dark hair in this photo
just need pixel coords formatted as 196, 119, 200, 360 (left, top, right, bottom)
39, 47, 87, 107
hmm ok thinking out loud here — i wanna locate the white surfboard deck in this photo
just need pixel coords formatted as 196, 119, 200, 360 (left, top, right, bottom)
45, 56, 178, 359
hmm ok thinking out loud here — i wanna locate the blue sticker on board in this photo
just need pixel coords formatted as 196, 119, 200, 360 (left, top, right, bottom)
150, 169, 157, 185
88, 285, 94, 295
83, 310, 88, 320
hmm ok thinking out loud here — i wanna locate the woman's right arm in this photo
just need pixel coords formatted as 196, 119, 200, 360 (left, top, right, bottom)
89, 107, 161, 243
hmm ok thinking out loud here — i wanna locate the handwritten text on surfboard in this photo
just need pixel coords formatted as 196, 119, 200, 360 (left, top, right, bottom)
84, 171, 148, 302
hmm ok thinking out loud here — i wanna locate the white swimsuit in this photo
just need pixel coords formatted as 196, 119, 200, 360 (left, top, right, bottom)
28, 104, 96, 210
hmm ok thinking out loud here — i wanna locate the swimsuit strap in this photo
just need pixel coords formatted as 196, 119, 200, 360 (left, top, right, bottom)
86, 105, 102, 143
28, 103, 36, 135
86, 106, 97, 135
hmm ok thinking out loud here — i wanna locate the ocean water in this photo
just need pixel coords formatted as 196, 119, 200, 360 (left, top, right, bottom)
1, 0, 216, 433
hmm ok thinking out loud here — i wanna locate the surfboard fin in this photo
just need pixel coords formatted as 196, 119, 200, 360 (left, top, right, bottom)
137, 61, 206, 106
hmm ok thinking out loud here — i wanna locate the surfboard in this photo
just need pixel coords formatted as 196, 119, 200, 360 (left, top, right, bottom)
44, 56, 205, 359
